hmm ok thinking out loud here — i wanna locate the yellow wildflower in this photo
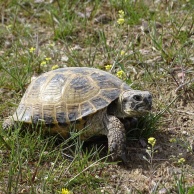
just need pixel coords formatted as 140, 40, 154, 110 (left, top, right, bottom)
52, 65, 59, 70
116, 70, 125, 79
118, 10, 125, 18
169, 138, 176, 143
120, 50, 125, 56
6, 25, 12, 29
178, 158, 186, 164
45, 57, 52, 61
61, 188, 70, 194
29, 47, 35, 53
49, 43, 55, 47
105, 65, 112, 70
117, 18, 125, 25
148, 137, 156, 147
40, 61, 47, 66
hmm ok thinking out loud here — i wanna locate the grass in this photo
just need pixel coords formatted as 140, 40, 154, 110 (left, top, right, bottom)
1, 0, 194, 193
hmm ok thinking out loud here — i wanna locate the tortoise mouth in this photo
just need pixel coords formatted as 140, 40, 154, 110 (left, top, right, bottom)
124, 105, 151, 117
136, 104, 152, 111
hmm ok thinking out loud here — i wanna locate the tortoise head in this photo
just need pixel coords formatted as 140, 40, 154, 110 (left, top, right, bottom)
118, 90, 152, 117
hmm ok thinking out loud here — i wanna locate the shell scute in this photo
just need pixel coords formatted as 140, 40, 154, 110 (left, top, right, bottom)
90, 73, 122, 89
14, 104, 32, 122
80, 102, 95, 117
43, 105, 55, 124
41, 73, 67, 103
100, 89, 121, 101
56, 112, 66, 124
26, 76, 47, 100
67, 104, 80, 121
56, 104, 66, 124
65, 76, 99, 104
32, 114, 41, 124
31, 104, 42, 123
69, 68, 91, 74
90, 96, 109, 109
20, 106, 32, 122
14, 104, 25, 120
70, 76, 92, 91
44, 116, 54, 124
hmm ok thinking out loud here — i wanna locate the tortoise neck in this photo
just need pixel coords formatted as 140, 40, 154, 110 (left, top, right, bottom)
107, 99, 126, 119
115, 102, 125, 118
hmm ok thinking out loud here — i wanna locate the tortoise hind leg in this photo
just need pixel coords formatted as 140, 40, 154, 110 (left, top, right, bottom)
3, 116, 16, 131
103, 114, 127, 163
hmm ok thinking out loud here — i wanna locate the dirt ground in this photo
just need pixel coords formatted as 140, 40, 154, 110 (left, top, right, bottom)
0, 0, 194, 193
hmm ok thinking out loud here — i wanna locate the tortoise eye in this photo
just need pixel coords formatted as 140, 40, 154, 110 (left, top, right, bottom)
133, 95, 142, 101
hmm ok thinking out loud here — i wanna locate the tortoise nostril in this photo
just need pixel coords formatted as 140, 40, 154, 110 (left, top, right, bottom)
148, 95, 152, 101
133, 95, 142, 101
143, 97, 148, 103
144, 96, 152, 105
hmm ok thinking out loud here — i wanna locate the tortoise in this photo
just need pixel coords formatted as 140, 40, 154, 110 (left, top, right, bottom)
3, 67, 152, 162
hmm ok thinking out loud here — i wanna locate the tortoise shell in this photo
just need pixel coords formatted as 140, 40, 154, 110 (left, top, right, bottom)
12, 67, 131, 127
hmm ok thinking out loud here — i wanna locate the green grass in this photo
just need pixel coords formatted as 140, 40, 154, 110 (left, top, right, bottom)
0, 125, 110, 193
1, 0, 194, 193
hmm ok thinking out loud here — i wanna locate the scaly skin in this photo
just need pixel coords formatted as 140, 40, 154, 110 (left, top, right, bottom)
3, 116, 15, 131
103, 114, 127, 162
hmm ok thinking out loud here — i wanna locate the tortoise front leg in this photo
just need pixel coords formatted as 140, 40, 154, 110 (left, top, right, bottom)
103, 114, 127, 163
